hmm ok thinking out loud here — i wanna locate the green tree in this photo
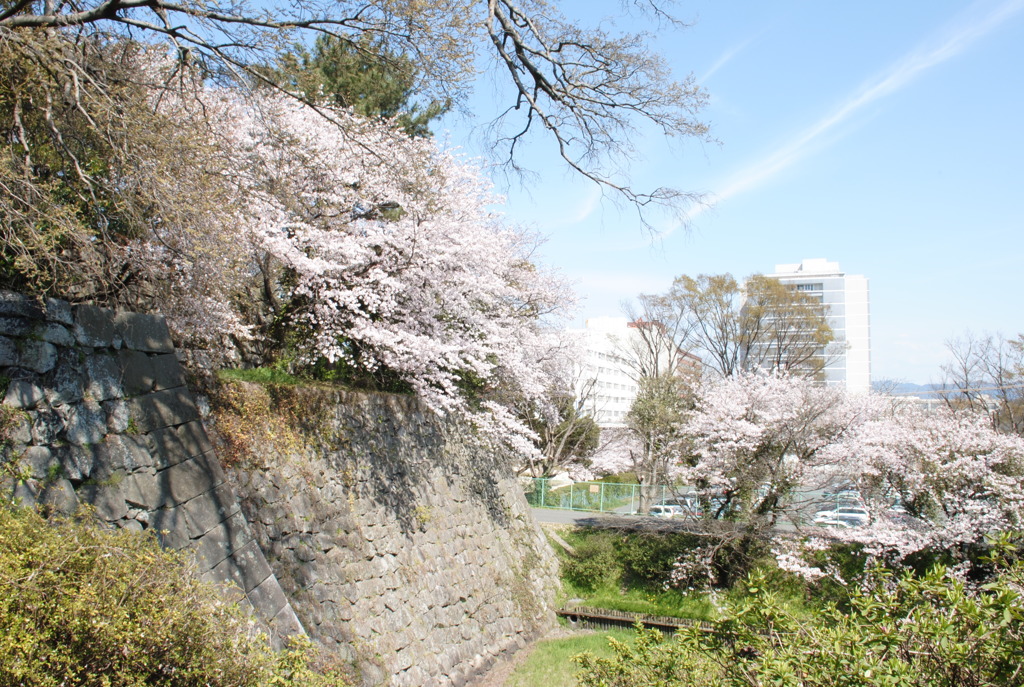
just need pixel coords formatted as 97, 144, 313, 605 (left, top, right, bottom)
664, 273, 836, 379
271, 35, 449, 137
624, 372, 698, 514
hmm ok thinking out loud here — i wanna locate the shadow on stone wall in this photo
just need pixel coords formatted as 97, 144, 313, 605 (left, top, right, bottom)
0, 291, 559, 687
0, 293, 303, 644
212, 382, 559, 687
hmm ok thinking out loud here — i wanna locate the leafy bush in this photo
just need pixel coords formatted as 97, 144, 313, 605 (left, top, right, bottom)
574, 540, 1024, 686
0, 506, 348, 686
616, 533, 702, 587
562, 532, 620, 592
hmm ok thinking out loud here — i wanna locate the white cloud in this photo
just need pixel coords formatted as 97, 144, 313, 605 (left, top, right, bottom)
699, 40, 750, 84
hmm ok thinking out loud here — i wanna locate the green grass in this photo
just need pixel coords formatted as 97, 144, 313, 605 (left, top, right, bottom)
217, 367, 303, 385
549, 525, 819, 625
568, 585, 720, 620
505, 629, 636, 687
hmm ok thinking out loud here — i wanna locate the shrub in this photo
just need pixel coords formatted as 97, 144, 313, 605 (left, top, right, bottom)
563, 532, 621, 591
0, 505, 347, 686
575, 541, 1024, 686
616, 533, 700, 587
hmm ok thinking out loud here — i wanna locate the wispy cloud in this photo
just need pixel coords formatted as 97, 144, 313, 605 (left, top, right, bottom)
665, 0, 1024, 236
563, 185, 604, 226
699, 40, 751, 84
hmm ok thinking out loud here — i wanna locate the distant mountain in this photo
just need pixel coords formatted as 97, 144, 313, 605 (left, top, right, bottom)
872, 380, 944, 396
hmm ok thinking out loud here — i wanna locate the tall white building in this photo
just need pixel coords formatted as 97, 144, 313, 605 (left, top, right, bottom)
768, 259, 871, 394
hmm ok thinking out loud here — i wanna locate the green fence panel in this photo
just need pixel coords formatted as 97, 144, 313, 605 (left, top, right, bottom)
525, 479, 679, 514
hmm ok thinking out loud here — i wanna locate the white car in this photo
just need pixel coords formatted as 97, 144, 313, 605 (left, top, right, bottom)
811, 513, 853, 529
649, 504, 684, 519
814, 506, 870, 527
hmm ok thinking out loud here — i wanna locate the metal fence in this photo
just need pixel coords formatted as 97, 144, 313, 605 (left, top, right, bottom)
522, 478, 678, 514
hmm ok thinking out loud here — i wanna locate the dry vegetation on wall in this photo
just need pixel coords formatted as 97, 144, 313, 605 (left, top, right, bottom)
206, 379, 309, 468
204, 375, 357, 469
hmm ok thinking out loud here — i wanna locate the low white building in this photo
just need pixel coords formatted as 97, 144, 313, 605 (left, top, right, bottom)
570, 316, 701, 427
570, 317, 639, 428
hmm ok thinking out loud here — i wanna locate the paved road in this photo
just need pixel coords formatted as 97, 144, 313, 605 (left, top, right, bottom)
530, 507, 623, 526
530, 506, 821, 534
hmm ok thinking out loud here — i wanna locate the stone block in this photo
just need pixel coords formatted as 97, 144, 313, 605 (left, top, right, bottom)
85, 353, 124, 401
181, 483, 240, 538
117, 349, 154, 396
247, 575, 290, 624
208, 540, 274, 593
20, 446, 58, 480
126, 388, 200, 433
73, 304, 119, 348
19, 340, 57, 374
60, 401, 107, 446
44, 357, 85, 406
0, 335, 20, 366
30, 409, 64, 444
115, 312, 174, 353
150, 354, 186, 391
122, 471, 163, 510
102, 399, 129, 433
5, 380, 45, 409
196, 450, 226, 487
148, 426, 189, 469
0, 292, 44, 319
31, 322, 74, 347
0, 317, 31, 338
39, 477, 78, 514
269, 604, 306, 640
8, 414, 30, 444
44, 298, 73, 325
9, 478, 39, 509
152, 508, 190, 549
78, 482, 128, 521
95, 434, 152, 473
193, 511, 253, 570
162, 453, 223, 506
56, 444, 96, 481
176, 421, 214, 459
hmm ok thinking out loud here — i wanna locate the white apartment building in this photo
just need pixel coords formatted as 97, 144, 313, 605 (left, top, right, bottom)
571, 317, 640, 428
570, 316, 701, 428
767, 258, 871, 394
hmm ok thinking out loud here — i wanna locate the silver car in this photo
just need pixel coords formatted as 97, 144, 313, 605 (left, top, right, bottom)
814, 506, 870, 527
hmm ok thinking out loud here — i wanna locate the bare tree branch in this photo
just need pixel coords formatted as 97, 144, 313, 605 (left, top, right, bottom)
1, 0, 712, 223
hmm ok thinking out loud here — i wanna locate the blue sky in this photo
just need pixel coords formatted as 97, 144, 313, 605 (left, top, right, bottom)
442, 0, 1024, 385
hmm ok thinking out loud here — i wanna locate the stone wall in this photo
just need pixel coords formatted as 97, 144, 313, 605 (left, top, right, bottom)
0, 292, 303, 641
0, 293, 559, 685
219, 385, 559, 686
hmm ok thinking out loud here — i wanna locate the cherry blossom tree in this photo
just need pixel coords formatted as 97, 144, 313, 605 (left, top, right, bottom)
516, 353, 602, 479
195, 93, 569, 453
680, 372, 870, 524
822, 404, 1024, 560
36, 50, 577, 454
